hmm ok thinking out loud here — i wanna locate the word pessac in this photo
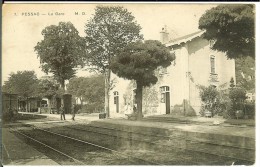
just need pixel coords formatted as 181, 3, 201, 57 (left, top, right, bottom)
21, 12, 40, 16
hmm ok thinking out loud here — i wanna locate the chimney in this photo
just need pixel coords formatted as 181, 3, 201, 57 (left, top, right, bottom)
160, 25, 169, 44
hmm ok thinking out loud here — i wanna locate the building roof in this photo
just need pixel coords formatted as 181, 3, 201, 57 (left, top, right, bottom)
166, 30, 205, 47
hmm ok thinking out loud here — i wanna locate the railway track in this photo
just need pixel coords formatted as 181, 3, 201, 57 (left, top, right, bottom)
8, 121, 254, 165
9, 126, 162, 165
10, 127, 86, 165
61, 124, 254, 165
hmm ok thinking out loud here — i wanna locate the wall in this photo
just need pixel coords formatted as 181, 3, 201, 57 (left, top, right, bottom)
187, 37, 236, 115
109, 72, 132, 118
159, 45, 190, 115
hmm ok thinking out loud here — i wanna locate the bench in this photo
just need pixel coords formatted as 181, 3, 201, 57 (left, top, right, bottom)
205, 111, 212, 118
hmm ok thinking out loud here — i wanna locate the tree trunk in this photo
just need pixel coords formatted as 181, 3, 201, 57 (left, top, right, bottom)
104, 69, 111, 118
61, 79, 65, 91
136, 81, 143, 120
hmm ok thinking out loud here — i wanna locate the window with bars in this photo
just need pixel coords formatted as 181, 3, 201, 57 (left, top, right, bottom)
210, 55, 215, 74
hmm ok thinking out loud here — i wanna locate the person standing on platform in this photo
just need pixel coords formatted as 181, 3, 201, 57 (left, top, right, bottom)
71, 104, 76, 121
60, 104, 65, 120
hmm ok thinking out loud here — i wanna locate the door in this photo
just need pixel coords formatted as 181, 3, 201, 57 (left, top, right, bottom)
160, 86, 170, 114
165, 92, 170, 114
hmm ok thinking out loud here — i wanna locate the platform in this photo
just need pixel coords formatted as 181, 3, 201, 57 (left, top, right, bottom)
2, 128, 59, 165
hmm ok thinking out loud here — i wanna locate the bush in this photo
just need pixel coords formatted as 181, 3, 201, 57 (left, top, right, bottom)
199, 85, 222, 117
223, 88, 254, 119
228, 88, 247, 119
222, 102, 235, 119
185, 107, 196, 117
244, 103, 255, 119
79, 103, 104, 113
229, 88, 247, 103
2, 109, 18, 123
172, 104, 183, 115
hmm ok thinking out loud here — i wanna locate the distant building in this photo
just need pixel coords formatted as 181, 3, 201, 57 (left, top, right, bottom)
2, 92, 18, 113
19, 97, 41, 112
246, 90, 255, 102
109, 28, 236, 118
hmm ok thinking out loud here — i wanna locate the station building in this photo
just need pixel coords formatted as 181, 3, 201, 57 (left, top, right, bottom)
108, 28, 236, 118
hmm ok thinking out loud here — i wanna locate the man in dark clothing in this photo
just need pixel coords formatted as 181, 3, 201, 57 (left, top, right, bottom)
71, 104, 76, 121
60, 104, 65, 120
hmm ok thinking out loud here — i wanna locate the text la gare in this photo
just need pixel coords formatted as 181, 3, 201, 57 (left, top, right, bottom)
48, 12, 65, 16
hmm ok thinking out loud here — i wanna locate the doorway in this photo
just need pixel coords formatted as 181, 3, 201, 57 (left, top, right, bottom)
114, 91, 119, 113
160, 86, 170, 114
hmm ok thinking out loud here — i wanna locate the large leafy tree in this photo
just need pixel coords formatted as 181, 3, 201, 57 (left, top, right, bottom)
199, 4, 255, 59
2, 71, 39, 100
110, 40, 174, 119
35, 22, 86, 90
84, 6, 143, 117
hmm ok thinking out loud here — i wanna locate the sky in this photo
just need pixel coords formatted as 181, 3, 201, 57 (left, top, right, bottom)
2, 3, 222, 84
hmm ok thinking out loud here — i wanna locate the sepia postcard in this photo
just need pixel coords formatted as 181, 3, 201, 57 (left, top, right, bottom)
1, 2, 257, 166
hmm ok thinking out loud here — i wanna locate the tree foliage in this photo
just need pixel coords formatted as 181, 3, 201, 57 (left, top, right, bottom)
111, 40, 173, 86
199, 4, 255, 59
229, 87, 247, 103
229, 87, 247, 118
2, 71, 38, 99
235, 56, 255, 91
67, 76, 105, 106
85, 6, 143, 73
67, 77, 85, 103
230, 77, 235, 88
35, 22, 86, 89
110, 40, 174, 119
36, 77, 60, 99
198, 85, 223, 116
84, 6, 143, 117
199, 85, 219, 104
81, 76, 105, 104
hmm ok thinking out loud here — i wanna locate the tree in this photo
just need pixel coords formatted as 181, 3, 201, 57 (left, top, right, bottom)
81, 75, 105, 105
67, 76, 105, 112
110, 40, 174, 119
2, 71, 38, 100
84, 6, 143, 117
36, 77, 60, 99
199, 4, 255, 59
35, 22, 86, 90
67, 77, 85, 106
